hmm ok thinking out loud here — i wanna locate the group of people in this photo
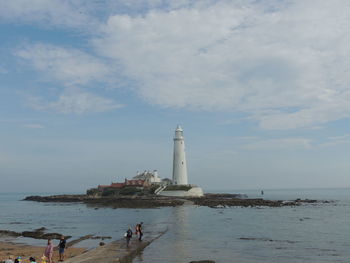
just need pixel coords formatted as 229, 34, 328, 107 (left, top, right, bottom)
3, 256, 42, 263
4, 223, 143, 262
3, 256, 23, 263
2, 236, 67, 263
44, 236, 67, 263
44, 236, 66, 263
125, 222, 143, 247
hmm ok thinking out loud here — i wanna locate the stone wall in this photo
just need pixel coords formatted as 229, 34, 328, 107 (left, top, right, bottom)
160, 187, 204, 197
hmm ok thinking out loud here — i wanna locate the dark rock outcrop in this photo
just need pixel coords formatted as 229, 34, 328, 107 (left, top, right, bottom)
0, 228, 71, 240
23, 194, 330, 209
0, 230, 21, 237
24, 195, 185, 208
188, 195, 329, 208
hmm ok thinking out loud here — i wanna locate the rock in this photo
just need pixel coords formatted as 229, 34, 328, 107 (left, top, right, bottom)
91, 236, 111, 240
188, 195, 330, 208
205, 193, 247, 198
35, 227, 46, 232
66, 235, 93, 247
0, 230, 21, 237
190, 197, 287, 207
0, 228, 71, 240
24, 195, 185, 208
99, 242, 105, 246
23, 194, 330, 209
190, 261, 215, 263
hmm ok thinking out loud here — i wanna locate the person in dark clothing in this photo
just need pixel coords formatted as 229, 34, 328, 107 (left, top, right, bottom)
58, 235, 66, 262
125, 227, 133, 247
135, 222, 143, 241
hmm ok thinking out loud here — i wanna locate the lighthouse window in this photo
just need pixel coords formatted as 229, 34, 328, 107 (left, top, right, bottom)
182, 161, 183, 165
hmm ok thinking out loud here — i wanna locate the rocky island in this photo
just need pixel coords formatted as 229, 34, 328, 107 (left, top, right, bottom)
23, 193, 327, 209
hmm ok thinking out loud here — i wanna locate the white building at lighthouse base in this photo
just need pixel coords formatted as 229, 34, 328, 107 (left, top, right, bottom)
159, 185, 204, 197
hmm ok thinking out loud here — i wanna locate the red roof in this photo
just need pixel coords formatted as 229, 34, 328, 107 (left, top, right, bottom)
98, 179, 148, 190
110, 183, 125, 188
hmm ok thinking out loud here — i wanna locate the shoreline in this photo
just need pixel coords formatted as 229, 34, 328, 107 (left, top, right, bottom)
0, 241, 86, 263
0, 229, 166, 263
64, 229, 166, 263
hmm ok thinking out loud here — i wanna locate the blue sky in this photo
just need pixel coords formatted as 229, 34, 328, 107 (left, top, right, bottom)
1, 0, 350, 192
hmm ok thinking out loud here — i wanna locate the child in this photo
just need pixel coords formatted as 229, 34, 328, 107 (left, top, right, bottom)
58, 236, 66, 262
44, 239, 53, 263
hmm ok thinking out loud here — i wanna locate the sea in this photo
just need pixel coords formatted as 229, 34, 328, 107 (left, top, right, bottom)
1, 188, 350, 263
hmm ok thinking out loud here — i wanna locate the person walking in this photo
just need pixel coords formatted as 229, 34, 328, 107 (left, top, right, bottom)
58, 235, 66, 262
44, 239, 53, 263
125, 227, 133, 248
135, 222, 143, 241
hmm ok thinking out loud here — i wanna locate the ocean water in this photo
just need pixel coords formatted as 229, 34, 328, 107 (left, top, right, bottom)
0, 192, 170, 248
1, 189, 350, 262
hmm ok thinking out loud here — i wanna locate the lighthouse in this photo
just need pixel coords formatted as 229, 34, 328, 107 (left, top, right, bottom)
172, 125, 188, 185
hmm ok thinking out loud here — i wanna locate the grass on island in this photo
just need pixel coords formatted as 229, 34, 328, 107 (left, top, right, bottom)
87, 184, 192, 196
87, 185, 160, 197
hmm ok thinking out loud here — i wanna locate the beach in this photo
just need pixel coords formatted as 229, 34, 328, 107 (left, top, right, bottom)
0, 241, 86, 262
0, 229, 165, 263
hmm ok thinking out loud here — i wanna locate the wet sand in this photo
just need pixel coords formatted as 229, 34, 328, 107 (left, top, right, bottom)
1, 229, 165, 263
64, 231, 166, 263
0, 241, 86, 262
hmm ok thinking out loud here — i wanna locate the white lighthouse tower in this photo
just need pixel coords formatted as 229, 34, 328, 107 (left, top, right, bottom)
172, 125, 188, 185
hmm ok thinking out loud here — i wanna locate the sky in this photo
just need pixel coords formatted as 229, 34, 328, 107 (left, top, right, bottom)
1, 0, 350, 193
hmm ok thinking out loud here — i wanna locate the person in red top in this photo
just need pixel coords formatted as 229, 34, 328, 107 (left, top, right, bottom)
135, 222, 143, 241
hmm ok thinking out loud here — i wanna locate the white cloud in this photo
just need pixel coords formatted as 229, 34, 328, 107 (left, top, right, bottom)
90, 0, 350, 129
15, 44, 124, 115
28, 89, 123, 114
8, 0, 350, 128
320, 134, 350, 147
15, 44, 111, 86
242, 138, 312, 151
